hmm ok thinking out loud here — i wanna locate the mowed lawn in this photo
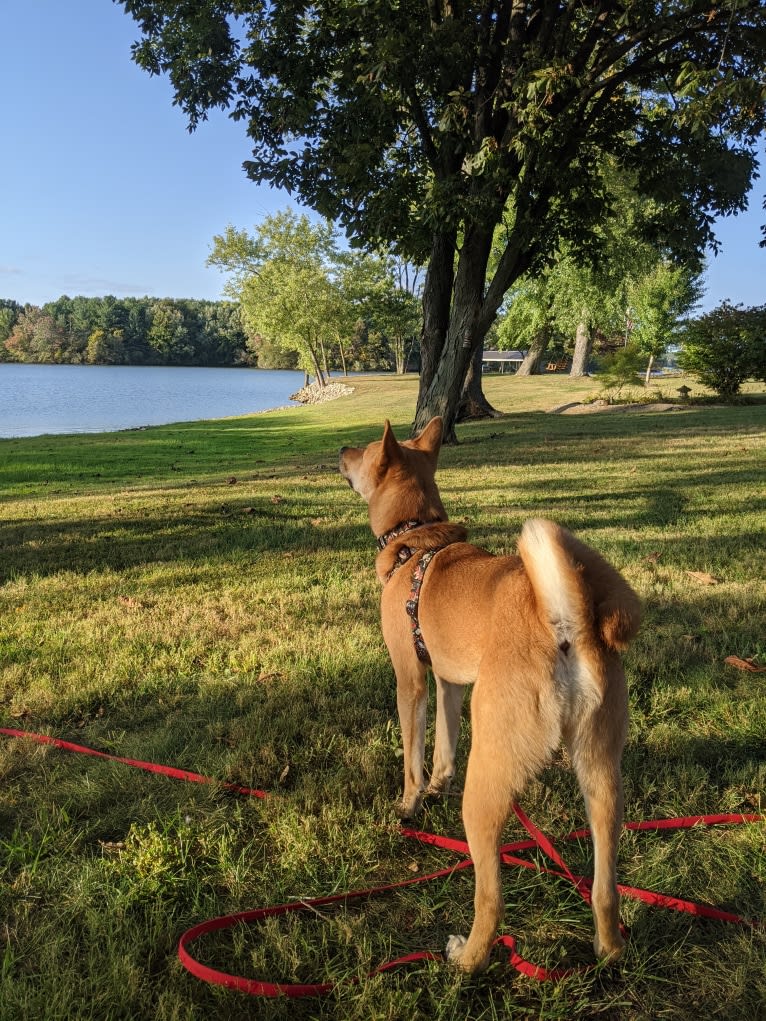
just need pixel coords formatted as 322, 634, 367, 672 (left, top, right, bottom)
1, 374, 764, 1021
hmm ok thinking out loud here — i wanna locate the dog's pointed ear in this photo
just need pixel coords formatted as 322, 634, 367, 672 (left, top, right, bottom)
413, 416, 443, 458
379, 419, 402, 468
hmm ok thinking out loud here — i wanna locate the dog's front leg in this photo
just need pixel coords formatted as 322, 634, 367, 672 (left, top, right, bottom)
427, 675, 464, 797
395, 666, 429, 819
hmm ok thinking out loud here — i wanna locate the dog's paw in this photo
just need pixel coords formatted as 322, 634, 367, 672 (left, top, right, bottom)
424, 776, 452, 798
397, 792, 423, 822
594, 931, 625, 963
445, 934, 467, 963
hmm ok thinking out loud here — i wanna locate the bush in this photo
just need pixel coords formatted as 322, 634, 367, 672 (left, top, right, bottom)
679, 302, 766, 397
597, 343, 645, 396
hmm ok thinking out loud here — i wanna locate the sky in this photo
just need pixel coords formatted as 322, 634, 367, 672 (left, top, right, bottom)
1, 0, 764, 313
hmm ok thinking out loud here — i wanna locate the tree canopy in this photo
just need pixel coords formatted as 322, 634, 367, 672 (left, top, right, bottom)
208, 209, 422, 380
1, 295, 249, 367
119, 0, 766, 438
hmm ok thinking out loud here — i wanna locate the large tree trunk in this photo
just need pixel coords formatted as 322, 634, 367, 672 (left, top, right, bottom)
414, 201, 536, 442
458, 343, 502, 421
516, 329, 550, 376
418, 230, 456, 394
570, 321, 592, 377
414, 227, 495, 442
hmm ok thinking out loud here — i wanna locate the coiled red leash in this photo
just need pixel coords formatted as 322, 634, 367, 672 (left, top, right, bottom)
2, 727, 763, 995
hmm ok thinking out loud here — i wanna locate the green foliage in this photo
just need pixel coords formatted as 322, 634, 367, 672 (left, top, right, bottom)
1, 296, 249, 367
119, 0, 766, 432
209, 208, 422, 377
0, 300, 21, 356
497, 169, 702, 374
597, 343, 646, 397
679, 302, 766, 397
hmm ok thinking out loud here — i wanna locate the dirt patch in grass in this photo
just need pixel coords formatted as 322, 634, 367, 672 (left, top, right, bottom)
549, 400, 685, 415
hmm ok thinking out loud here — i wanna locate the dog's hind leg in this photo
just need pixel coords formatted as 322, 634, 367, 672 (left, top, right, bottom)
445, 747, 512, 972
565, 658, 628, 960
447, 667, 561, 973
426, 675, 464, 798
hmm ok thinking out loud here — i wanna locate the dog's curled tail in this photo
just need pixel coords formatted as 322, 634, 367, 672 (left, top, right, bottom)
517, 518, 642, 653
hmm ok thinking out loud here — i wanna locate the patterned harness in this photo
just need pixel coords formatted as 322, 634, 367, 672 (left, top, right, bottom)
376, 519, 441, 665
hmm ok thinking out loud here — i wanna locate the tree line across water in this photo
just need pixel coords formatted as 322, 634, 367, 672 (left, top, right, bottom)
0, 282, 415, 375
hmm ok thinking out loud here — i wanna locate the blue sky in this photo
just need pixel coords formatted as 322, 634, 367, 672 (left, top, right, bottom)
1, 0, 764, 312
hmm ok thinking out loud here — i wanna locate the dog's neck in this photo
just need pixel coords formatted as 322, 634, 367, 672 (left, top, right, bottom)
374, 518, 469, 584
376, 518, 426, 551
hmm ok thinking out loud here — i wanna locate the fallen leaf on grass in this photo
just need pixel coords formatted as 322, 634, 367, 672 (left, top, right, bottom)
685, 570, 719, 585
98, 840, 125, 853
724, 656, 766, 673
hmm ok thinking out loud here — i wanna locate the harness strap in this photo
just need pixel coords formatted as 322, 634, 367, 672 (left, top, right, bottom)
377, 519, 443, 665
405, 550, 436, 664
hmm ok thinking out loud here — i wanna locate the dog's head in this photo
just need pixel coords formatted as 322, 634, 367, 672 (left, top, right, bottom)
339, 417, 446, 534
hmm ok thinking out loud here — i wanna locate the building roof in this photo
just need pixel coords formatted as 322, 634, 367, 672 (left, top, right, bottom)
482, 349, 526, 361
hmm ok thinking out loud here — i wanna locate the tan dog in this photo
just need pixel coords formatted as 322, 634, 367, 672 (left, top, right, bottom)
339, 417, 642, 973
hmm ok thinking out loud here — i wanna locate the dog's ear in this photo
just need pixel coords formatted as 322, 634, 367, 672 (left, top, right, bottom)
413, 416, 443, 458
379, 419, 402, 468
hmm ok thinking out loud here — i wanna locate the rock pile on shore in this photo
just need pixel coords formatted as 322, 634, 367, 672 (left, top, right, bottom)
290, 381, 354, 404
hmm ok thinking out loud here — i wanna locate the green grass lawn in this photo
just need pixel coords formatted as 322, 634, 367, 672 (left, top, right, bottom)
1, 374, 764, 1020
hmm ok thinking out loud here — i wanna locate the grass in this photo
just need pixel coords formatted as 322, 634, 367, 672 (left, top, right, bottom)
1, 372, 764, 1021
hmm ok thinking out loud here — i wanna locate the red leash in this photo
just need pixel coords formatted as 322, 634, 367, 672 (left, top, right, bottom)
2, 727, 763, 995
0, 727, 267, 799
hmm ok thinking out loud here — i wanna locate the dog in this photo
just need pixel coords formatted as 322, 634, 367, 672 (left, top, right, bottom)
339, 417, 642, 973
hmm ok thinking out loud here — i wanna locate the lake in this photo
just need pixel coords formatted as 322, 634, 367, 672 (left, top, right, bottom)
0, 363, 306, 438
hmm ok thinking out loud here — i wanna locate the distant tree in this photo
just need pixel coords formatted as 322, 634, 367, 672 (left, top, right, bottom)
0, 300, 21, 359
4, 307, 68, 363
86, 327, 127, 364
337, 252, 420, 374
147, 300, 191, 363
679, 302, 766, 397
496, 166, 702, 379
209, 212, 340, 385
627, 263, 701, 384
496, 276, 556, 376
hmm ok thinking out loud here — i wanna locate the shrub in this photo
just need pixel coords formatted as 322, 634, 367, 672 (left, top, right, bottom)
679, 302, 766, 397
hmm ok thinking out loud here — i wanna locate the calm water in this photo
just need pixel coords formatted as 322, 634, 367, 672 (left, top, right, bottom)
0, 363, 306, 438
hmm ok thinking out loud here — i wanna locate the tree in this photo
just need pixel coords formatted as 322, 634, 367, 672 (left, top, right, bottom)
496, 165, 703, 377
86, 327, 127, 364
4, 308, 68, 363
679, 302, 766, 397
0, 300, 21, 359
627, 262, 701, 384
338, 252, 422, 374
118, 2, 766, 437
210, 210, 345, 385
147, 300, 191, 363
